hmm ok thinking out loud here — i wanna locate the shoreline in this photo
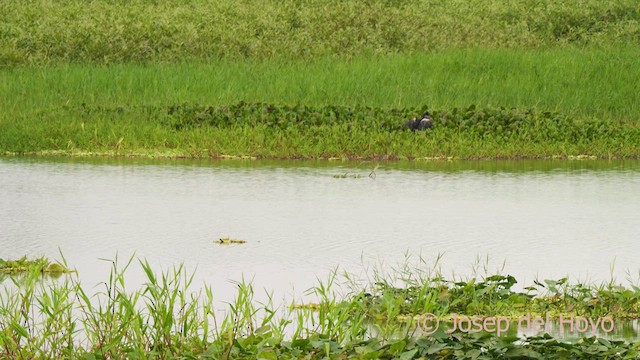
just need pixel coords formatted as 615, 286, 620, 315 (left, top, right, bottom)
1, 150, 632, 161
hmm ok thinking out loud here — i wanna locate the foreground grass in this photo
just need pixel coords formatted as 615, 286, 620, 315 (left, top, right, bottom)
2, 0, 639, 65
1, 49, 640, 160
1, 256, 640, 358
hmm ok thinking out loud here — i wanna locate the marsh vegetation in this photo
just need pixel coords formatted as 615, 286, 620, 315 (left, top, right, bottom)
1, 1, 640, 159
2, 0, 639, 357
1, 256, 639, 358
2, 0, 639, 65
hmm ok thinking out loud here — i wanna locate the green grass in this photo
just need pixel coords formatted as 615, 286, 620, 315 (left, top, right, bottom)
2, 1, 640, 160
1, 0, 640, 65
3, 48, 640, 120
1, 255, 640, 358
1, 48, 639, 160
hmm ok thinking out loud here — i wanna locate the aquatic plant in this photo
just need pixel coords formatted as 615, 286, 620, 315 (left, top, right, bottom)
2, 255, 639, 358
354, 274, 640, 325
333, 173, 361, 179
217, 237, 247, 245
0, 256, 69, 275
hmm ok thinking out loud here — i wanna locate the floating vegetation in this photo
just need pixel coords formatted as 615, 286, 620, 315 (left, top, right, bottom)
0, 256, 70, 275
333, 163, 379, 179
290, 302, 321, 311
356, 274, 640, 323
216, 237, 247, 245
333, 172, 361, 179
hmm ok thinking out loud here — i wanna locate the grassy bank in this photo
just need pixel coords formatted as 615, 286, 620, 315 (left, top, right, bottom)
2, 49, 639, 160
1, 256, 639, 358
3, 0, 639, 160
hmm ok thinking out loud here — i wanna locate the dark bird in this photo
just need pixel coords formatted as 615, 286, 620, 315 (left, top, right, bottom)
404, 111, 432, 131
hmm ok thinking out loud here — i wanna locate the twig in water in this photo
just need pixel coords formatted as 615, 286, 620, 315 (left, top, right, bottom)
369, 164, 380, 179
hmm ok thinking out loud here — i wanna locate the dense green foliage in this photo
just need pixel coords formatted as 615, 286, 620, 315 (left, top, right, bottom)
166, 102, 638, 145
361, 274, 640, 321
2, 100, 638, 159
1, 257, 639, 358
1, 0, 640, 65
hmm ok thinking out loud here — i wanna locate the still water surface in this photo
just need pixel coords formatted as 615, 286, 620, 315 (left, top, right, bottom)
1, 157, 639, 307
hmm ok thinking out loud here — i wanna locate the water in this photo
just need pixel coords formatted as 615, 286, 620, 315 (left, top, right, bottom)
1, 157, 639, 308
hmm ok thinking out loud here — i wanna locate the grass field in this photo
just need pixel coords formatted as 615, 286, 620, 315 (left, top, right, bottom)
2, 0, 639, 65
2, 0, 639, 159
3, 47, 640, 120
2, 48, 639, 159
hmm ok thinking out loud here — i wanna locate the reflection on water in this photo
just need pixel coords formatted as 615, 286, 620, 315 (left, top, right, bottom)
1, 156, 639, 309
